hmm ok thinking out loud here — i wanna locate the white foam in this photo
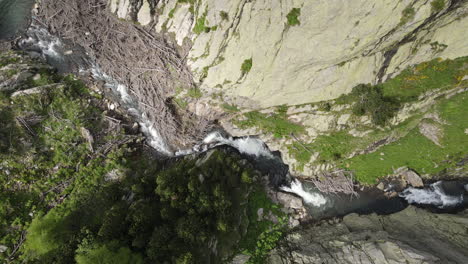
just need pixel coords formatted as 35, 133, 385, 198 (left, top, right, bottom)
200, 131, 274, 158
280, 179, 327, 207
400, 181, 463, 208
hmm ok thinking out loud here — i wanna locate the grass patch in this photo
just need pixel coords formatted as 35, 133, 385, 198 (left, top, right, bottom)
335, 57, 468, 125
381, 57, 468, 101
187, 87, 203, 98
345, 91, 468, 184
431, 0, 445, 12
286, 8, 301, 26
241, 58, 253, 76
399, 6, 415, 26
221, 103, 240, 113
174, 98, 188, 109
235, 109, 304, 139
336, 57, 468, 105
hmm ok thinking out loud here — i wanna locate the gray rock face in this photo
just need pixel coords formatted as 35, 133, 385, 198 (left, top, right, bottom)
269, 206, 468, 264
110, 0, 468, 108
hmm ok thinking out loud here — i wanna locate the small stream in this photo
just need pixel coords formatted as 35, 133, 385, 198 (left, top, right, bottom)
10, 12, 468, 221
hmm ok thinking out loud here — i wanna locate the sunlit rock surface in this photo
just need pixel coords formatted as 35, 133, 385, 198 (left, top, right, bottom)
111, 0, 468, 108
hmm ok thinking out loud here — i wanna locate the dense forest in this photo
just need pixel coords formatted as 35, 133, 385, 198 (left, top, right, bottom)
0, 51, 285, 263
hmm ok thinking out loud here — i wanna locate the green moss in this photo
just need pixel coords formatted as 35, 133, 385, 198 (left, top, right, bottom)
235, 110, 304, 139
286, 8, 301, 26
431, 0, 445, 12
399, 6, 415, 26
241, 58, 253, 76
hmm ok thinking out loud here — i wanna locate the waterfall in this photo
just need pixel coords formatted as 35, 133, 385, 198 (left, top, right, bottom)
400, 181, 464, 208
195, 131, 275, 158
280, 179, 327, 207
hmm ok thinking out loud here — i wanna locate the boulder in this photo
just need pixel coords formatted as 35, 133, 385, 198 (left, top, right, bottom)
276, 191, 303, 210
395, 167, 424, 188
419, 121, 443, 147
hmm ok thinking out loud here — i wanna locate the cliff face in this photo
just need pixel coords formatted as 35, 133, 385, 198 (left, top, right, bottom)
111, 0, 468, 108
268, 206, 468, 264
108, 0, 468, 183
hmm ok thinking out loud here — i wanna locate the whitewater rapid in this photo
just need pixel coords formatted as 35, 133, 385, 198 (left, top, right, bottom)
400, 181, 464, 208
280, 179, 328, 207
189, 131, 275, 158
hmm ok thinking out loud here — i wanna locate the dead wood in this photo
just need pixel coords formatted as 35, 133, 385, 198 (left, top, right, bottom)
35, 0, 212, 150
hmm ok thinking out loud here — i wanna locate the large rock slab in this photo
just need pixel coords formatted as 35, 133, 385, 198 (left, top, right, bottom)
269, 206, 468, 264
111, 0, 468, 109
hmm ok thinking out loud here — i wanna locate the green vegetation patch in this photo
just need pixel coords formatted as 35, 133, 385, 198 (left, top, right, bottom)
287, 57, 467, 174
345, 91, 468, 184
380, 57, 467, 101
286, 8, 301, 26
399, 6, 415, 26
241, 58, 253, 76
235, 107, 305, 139
193, 12, 217, 34
187, 87, 203, 98
238, 188, 286, 263
222, 103, 240, 113
431, 0, 445, 13
334, 57, 468, 126
168, 6, 177, 18
220, 11, 229, 21
193, 13, 208, 34
1, 52, 284, 263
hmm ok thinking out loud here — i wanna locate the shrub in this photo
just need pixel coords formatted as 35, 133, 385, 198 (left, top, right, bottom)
220, 11, 229, 21
241, 58, 253, 75
431, 0, 445, 12
350, 84, 400, 126
399, 7, 415, 25
286, 8, 301, 26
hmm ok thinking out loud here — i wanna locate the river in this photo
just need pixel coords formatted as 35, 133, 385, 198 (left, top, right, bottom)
4, 2, 468, 221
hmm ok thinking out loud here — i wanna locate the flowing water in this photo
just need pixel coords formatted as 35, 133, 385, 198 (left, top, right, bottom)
0, 0, 35, 40
17, 22, 172, 155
